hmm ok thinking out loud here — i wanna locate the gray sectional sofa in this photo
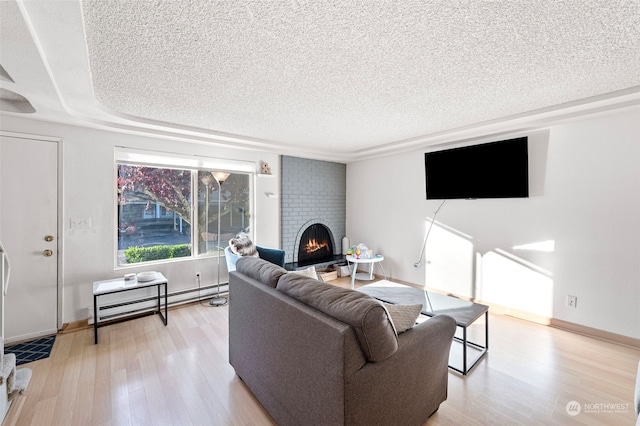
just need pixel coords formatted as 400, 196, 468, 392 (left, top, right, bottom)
229, 256, 457, 426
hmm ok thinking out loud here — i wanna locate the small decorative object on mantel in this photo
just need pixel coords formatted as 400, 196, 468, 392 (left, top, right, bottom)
260, 161, 272, 175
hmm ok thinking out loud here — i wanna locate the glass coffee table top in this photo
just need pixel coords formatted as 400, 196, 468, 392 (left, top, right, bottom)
357, 280, 488, 327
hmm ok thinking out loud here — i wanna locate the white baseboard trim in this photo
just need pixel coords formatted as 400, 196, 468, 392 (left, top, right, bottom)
549, 318, 640, 349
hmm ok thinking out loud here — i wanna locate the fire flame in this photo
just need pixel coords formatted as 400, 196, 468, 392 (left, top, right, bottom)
304, 238, 328, 254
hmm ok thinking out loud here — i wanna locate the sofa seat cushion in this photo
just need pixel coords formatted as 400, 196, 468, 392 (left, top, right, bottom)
236, 257, 288, 288
276, 274, 398, 362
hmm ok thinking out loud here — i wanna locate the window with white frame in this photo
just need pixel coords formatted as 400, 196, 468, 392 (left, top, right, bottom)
115, 149, 253, 267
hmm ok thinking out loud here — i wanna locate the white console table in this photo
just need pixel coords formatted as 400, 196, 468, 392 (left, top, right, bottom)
345, 255, 384, 289
92, 273, 168, 344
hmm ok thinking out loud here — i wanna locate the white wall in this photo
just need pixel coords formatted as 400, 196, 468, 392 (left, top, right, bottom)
346, 109, 640, 339
1, 116, 280, 323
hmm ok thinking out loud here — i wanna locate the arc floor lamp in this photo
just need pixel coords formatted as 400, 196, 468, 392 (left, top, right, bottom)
202, 171, 230, 307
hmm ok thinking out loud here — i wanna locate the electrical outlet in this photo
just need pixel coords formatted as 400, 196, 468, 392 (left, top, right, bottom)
567, 295, 577, 308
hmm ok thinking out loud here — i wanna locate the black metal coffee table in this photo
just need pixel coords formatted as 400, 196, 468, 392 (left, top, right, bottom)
358, 280, 488, 375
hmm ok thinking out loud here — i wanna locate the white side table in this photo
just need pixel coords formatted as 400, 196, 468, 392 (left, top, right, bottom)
92, 273, 168, 344
345, 255, 384, 289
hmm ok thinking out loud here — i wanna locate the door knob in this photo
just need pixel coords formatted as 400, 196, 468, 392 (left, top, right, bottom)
44, 235, 54, 242
43, 249, 53, 257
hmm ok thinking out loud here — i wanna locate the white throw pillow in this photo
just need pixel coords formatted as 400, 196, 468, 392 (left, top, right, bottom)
383, 303, 423, 334
289, 266, 319, 280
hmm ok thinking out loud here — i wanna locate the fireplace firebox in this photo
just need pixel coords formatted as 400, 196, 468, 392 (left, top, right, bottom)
297, 224, 334, 267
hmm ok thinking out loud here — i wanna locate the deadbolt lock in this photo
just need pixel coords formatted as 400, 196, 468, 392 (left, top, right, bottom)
45, 235, 54, 242
43, 249, 53, 257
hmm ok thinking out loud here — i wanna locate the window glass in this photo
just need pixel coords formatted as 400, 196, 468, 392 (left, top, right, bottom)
197, 172, 251, 255
117, 161, 252, 266
117, 164, 192, 265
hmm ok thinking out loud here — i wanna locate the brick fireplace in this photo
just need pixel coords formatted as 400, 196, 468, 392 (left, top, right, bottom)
281, 156, 346, 269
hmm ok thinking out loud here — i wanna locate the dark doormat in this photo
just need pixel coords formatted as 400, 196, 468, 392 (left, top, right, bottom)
4, 335, 56, 365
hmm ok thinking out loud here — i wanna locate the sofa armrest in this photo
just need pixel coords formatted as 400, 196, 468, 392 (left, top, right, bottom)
256, 246, 285, 267
345, 314, 457, 425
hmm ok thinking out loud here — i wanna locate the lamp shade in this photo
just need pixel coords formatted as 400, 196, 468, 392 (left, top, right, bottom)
200, 174, 214, 186
213, 171, 231, 184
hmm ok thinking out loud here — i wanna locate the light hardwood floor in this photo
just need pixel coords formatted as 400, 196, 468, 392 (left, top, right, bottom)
5, 277, 640, 426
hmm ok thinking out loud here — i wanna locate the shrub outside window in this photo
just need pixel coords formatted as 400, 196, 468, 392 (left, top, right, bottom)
117, 163, 251, 266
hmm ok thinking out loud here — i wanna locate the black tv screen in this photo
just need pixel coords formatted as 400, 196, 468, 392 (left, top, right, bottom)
425, 137, 529, 200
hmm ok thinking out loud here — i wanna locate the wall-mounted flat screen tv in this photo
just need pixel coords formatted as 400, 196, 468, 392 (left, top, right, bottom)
425, 137, 529, 200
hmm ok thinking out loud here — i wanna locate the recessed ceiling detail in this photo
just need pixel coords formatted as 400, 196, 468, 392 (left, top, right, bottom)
0, 88, 35, 114
0, 64, 15, 83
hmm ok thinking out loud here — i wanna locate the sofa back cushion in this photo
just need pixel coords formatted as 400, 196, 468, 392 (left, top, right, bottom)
256, 246, 286, 268
276, 274, 398, 362
236, 256, 288, 288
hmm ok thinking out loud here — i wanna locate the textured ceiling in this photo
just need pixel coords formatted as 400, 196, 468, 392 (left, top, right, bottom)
1, 0, 639, 161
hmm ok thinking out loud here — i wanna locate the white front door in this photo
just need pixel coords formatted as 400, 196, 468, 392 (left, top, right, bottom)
0, 135, 58, 342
